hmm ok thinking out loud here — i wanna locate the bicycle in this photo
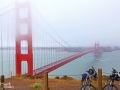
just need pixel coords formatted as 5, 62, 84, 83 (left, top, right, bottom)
80, 67, 97, 90
102, 68, 120, 90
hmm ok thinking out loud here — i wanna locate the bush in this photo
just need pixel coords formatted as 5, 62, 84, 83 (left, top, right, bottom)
61, 75, 68, 80
22, 74, 35, 79
55, 76, 59, 79
36, 75, 44, 79
60, 75, 74, 80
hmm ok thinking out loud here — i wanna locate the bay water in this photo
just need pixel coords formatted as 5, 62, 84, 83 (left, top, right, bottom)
49, 50, 120, 79
0, 49, 120, 80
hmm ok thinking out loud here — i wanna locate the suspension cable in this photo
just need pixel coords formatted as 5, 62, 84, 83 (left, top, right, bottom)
0, 2, 15, 11
31, 3, 72, 47
0, 8, 15, 16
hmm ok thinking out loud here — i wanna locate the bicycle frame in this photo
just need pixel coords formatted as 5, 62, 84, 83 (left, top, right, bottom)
80, 67, 97, 90
82, 75, 92, 86
108, 78, 114, 86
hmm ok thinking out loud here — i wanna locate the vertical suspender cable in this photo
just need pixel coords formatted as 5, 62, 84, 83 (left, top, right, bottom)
52, 32, 54, 63
32, 17, 36, 69
0, 16, 3, 75
0, 17, 2, 74
45, 24, 47, 65
47, 25, 49, 65
43, 20, 45, 66
39, 14, 42, 68
48, 25, 51, 65
51, 30, 52, 65
7, 12, 10, 77
52, 31, 54, 63
39, 15, 42, 67
37, 11, 39, 68
32, 18, 34, 70
13, 9, 16, 75
42, 19, 44, 67
38, 13, 41, 68
38, 12, 40, 68
33, 18, 35, 69
48, 26, 50, 65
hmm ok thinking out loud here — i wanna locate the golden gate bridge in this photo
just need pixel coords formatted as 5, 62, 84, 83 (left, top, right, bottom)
0, 1, 117, 77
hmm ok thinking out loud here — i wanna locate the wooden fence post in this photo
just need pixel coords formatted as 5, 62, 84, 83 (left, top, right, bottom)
44, 72, 49, 90
1, 75, 4, 90
98, 68, 102, 90
11, 71, 12, 77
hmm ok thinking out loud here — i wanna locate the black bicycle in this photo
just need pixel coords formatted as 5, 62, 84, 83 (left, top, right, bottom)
102, 68, 120, 90
80, 67, 97, 90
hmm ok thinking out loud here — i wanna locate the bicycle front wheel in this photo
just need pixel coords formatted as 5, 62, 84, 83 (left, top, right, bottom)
102, 84, 118, 90
80, 84, 97, 90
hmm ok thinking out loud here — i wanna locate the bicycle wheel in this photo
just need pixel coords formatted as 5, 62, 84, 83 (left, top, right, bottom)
102, 84, 118, 90
80, 84, 97, 90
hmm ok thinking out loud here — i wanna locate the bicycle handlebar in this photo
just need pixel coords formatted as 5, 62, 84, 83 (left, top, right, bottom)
86, 67, 97, 78
112, 68, 118, 73
110, 68, 120, 81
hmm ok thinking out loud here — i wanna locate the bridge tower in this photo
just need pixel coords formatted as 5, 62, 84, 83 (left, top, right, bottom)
15, 1, 33, 75
94, 42, 100, 56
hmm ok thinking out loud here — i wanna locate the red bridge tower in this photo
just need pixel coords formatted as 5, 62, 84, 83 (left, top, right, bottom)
94, 42, 100, 56
15, 1, 33, 75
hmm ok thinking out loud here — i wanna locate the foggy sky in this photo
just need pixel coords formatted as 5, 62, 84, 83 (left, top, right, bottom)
0, 0, 120, 47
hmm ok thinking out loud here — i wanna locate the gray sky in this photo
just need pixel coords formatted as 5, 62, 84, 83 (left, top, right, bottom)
0, 0, 120, 47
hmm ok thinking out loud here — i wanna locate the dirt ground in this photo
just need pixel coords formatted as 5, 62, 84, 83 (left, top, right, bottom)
2, 75, 120, 90
2, 75, 81, 90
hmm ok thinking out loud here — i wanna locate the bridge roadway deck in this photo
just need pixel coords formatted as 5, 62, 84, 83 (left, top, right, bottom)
33, 49, 95, 76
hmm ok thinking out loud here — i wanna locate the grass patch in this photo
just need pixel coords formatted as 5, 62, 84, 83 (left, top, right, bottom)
29, 82, 43, 89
